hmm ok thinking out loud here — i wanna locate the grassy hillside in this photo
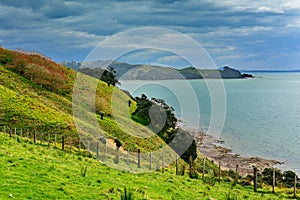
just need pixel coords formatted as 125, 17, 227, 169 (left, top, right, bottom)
0, 47, 164, 152
0, 133, 294, 200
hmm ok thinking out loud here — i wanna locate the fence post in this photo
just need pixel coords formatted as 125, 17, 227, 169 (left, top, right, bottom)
26, 129, 29, 140
105, 142, 107, 160
189, 155, 193, 177
253, 166, 257, 192
20, 128, 22, 138
54, 134, 57, 147
14, 127, 17, 139
175, 154, 178, 175
218, 161, 221, 183
3, 125, 6, 134
150, 151, 153, 170
162, 151, 165, 173
62, 136, 65, 151
202, 158, 206, 180
96, 142, 99, 159
116, 146, 119, 164
138, 149, 141, 168
294, 173, 297, 197
34, 129, 36, 143
235, 164, 239, 183
10, 127, 12, 138
127, 149, 129, 165
272, 168, 275, 193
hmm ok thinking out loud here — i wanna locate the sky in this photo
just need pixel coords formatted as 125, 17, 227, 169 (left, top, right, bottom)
0, 0, 300, 70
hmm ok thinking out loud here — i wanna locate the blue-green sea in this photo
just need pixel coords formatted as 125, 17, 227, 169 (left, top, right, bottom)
120, 73, 300, 173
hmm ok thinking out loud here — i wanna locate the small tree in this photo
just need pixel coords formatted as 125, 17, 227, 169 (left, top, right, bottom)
114, 138, 122, 150
101, 66, 119, 87
282, 171, 299, 188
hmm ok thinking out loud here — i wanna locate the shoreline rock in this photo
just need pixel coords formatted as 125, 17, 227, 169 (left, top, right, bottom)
192, 131, 283, 177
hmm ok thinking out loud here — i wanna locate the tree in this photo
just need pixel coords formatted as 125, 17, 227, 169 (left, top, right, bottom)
132, 94, 197, 163
101, 66, 119, 87
282, 171, 299, 188
262, 168, 282, 186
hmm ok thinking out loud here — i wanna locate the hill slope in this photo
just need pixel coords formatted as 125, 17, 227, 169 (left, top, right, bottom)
0, 47, 164, 151
0, 133, 292, 199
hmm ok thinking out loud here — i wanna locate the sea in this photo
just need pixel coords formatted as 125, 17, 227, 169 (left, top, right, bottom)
120, 73, 300, 174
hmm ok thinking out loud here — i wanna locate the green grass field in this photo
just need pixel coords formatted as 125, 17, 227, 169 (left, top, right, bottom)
0, 133, 297, 200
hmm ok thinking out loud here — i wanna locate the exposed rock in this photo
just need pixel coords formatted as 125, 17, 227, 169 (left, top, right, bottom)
221, 66, 243, 78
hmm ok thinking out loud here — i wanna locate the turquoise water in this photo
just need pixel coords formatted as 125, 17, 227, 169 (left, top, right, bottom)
120, 73, 300, 173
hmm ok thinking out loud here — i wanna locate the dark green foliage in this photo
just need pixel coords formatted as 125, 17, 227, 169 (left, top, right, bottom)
282, 170, 298, 188
132, 94, 197, 163
189, 172, 199, 179
132, 94, 153, 125
262, 168, 282, 186
102, 66, 119, 86
114, 138, 122, 148
261, 168, 299, 188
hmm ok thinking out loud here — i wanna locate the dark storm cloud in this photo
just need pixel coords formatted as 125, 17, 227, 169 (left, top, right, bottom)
0, 0, 299, 69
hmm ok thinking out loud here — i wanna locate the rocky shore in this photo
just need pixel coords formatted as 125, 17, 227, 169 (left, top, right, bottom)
193, 131, 283, 176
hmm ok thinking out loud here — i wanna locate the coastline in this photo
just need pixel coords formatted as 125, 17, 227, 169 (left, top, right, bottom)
191, 131, 283, 177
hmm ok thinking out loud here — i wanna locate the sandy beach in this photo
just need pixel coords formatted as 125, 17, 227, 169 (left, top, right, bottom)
193, 131, 283, 176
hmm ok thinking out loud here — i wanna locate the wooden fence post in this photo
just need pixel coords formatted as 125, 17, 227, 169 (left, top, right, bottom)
54, 134, 57, 147
14, 127, 17, 139
150, 151, 152, 170
105, 142, 107, 160
189, 155, 193, 177
218, 161, 221, 183
253, 166, 257, 192
10, 127, 12, 138
175, 154, 178, 175
34, 129, 36, 143
235, 164, 239, 183
96, 142, 99, 159
138, 149, 141, 168
62, 136, 65, 151
272, 168, 275, 193
3, 126, 6, 134
294, 173, 297, 197
116, 146, 119, 164
26, 129, 29, 140
127, 149, 129, 165
162, 151, 165, 173
20, 128, 22, 138
202, 158, 206, 180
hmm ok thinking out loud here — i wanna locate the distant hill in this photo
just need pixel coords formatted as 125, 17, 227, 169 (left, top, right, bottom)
73, 60, 252, 80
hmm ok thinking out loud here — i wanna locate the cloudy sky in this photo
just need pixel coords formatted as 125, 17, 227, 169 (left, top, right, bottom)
0, 0, 300, 70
